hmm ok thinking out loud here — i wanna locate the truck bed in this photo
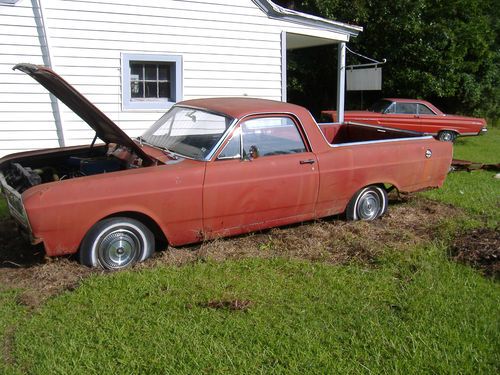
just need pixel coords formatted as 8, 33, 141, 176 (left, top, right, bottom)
318, 122, 425, 145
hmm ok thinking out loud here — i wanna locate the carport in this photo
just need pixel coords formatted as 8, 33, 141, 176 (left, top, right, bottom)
253, 1, 363, 123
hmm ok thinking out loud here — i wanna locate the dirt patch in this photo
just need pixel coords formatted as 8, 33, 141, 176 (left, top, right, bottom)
0, 196, 464, 308
451, 228, 500, 278
0, 220, 97, 307
148, 196, 462, 267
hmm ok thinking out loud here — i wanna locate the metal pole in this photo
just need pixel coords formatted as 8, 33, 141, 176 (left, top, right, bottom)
281, 31, 287, 102
36, 0, 66, 146
336, 42, 346, 124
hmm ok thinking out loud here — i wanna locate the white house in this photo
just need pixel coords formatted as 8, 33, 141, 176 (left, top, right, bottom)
0, 0, 361, 157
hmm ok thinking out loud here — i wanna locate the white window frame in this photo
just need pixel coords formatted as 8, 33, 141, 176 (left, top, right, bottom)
0, 0, 21, 4
121, 53, 183, 111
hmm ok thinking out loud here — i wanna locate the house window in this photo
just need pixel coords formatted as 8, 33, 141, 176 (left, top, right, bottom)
122, 53, 182, 110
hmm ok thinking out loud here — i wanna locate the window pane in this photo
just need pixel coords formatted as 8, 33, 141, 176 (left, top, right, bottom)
145, 64, 157, 80
385, 103, 395, 114
159, 82, 171, 98
396, 103, 417, 114
131, 81, 143, 98
241, 117, 305, 158
218, 128, 241, 159
143, 107, 233, 160
130, 63, 143, 80
418, 104, 435, 115
158, 64, 170, 80
369, 100, 392, 113
144, 81, 157, 98
126, 56, 179, 107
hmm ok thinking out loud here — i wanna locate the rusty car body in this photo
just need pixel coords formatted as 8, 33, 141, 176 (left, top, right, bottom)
322, 98, 488, 142
0, 65, 453, 269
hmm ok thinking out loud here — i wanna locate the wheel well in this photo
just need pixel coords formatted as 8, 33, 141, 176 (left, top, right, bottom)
105, 211, 168, 248
438, 129, 460, 136
382, 183, 398, 194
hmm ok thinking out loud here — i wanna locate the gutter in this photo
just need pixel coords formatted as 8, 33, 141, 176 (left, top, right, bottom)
252, 0, 363, 37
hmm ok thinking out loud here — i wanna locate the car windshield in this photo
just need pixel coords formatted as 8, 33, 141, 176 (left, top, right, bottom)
368, 100, 393, 113
141, 106, 234, 160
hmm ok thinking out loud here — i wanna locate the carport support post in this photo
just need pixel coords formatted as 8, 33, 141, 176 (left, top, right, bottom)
336, 42, 346, 124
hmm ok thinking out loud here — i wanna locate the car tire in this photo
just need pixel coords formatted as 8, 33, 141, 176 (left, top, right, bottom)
346, 186, 388, 221
79, 217, 154, 270
437, 130, 457, 142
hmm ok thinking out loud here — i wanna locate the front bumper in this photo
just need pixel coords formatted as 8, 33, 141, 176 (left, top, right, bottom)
480, 127, 488, 134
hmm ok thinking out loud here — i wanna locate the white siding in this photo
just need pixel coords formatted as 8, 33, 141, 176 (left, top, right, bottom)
0, 0, 346, 155
0, 1, 61, 155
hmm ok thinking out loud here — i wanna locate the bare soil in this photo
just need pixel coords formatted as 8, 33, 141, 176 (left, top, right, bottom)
451, 228, 500, 278
0, 196, 481, 308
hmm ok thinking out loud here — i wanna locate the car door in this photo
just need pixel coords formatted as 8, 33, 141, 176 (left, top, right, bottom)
417, 103, 442, 134
202, 115, 319, 238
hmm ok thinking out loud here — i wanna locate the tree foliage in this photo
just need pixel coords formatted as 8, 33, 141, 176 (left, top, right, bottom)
275, 0, 499, 121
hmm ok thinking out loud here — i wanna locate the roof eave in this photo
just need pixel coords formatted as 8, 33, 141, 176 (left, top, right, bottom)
252, 0, 363, 38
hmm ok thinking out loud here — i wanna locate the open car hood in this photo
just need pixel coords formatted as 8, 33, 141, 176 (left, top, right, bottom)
13, 63, 155, 166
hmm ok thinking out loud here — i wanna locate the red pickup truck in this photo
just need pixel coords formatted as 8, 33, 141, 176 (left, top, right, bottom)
0, 65, 452, 269
322, 98, 488, 142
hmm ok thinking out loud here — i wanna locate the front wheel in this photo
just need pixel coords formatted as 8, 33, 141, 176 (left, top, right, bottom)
79, 217, 154, 269
346, 186, 388, 221
437, 130, 457, 142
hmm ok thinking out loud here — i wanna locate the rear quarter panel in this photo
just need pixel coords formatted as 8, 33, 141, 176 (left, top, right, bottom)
314, 137, 452, 217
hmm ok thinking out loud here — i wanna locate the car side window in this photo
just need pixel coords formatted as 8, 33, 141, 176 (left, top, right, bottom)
418, 104, 435, 115
241, 117, 306, 159
395, 103, 417, 114
217, 128, 241, 159
384, 102, 396, 114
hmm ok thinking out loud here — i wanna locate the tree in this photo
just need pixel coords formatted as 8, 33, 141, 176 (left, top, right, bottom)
275, 0, 499, 121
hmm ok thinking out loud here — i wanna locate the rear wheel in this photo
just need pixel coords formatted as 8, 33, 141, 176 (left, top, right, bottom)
437, 130, 457, 142
346, 186, 388, 221
79, 217, 154, 269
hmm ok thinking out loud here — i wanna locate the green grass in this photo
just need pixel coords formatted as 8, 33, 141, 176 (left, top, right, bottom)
452, 127, 499, 164
0, 290, 25, 375
422, 128, 500, 227
0, 130, 498, 374
5, 255, 500, 374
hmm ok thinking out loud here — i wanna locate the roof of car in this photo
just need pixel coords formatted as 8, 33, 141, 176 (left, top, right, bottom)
177, 97, 307, 119
384, 98, 431, 104
383, 98, 442, 114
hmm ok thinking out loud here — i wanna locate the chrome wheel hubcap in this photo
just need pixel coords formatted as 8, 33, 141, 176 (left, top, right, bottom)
98, 229, 140, 269
357, 191, 381, 220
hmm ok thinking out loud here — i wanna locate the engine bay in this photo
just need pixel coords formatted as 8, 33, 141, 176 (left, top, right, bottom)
1, 144, 146, 193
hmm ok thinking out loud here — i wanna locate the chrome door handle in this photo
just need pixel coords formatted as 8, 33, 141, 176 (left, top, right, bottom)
300, 159, 315, 164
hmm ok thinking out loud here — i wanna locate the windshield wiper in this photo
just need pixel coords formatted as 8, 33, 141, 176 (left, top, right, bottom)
158, 146, 180, 160
135, 136, 148, 146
